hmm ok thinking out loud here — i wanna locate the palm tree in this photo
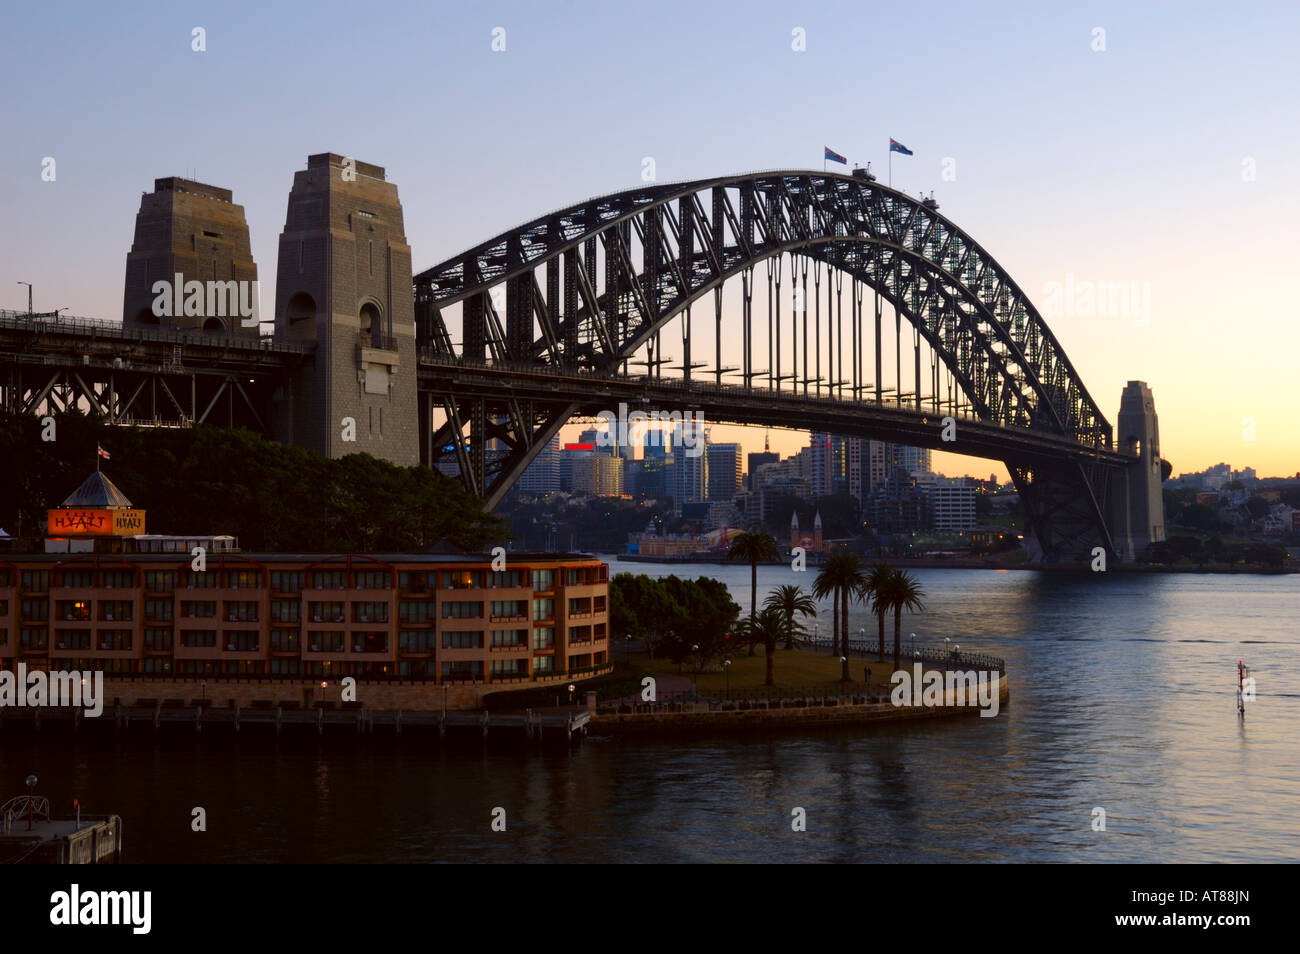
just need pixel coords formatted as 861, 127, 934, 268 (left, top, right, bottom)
876, 568, 926, 672
862, 563, 894, 662
728, 531, 780, 656
813, 552, 866, 681
738, 606, 787, 687
764, 584, 817, 650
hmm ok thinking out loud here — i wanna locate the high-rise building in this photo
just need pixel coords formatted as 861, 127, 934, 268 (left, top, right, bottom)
925, 477, 977, 530
746, 451, 778, 490
518, 435, 562, 494
808, 432, 849, 496
707, 443, 743, 502
672, 420, 708, 506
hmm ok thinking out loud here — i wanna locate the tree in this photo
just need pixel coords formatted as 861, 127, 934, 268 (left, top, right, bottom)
876, 568, 926, 672
727, 531, 780, 655
738, 606, 788, 687
863, 563, 893, 662
764, 584, 817, 650
813, 551, 865, 681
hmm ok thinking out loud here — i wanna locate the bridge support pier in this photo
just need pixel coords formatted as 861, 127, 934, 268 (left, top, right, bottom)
1106, 381, 1167, 563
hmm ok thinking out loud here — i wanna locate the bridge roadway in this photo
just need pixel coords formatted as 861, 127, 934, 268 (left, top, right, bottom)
415, 354, 1131, 470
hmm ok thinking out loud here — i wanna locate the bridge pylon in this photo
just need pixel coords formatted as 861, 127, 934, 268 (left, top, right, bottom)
272, 153, 418, 465
1107, 381, 1168, 563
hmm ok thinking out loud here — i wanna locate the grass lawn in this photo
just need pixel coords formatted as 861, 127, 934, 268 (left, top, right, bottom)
639, 647, 908, 694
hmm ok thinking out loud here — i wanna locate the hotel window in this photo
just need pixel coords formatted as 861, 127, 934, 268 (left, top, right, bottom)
398, 631, 436, 653
0, 570, 8, 587
311, 570, 347, 590
352, 632, 388, 653
354, 570, 389, 590
144, 629, 173, 651
398, 601, 435, 623
532, 598, 554, 621
20, 599, 49, 621
224, 631, 259, 652
441, 570, 482, 590
59, 570, 94, 588
489, 600, 526, 620
224, 601, 259, 622
20, 571, 49, 593
308, 601, 346, 623
491, 629, 528, 648
270, 600, 300, 623
568, 625, 592, 644
99, 600, 132, 622
20, 628, 48, 650
269, 631, 300, 653
594, 596, 607, 614
441, 660, 483, 680
532, 569, 554, 592
441, 601, 483, 619
306, 631, 346, 653
185, 571, 219, 589
486, 569, 524, 588
533, 655, 554, 673
55, 630, 92, 650
271, 571, 304, 594
269, 659, 303, 675
0, 600, 7, 617
353, 601, 388, 623
145, 571, 176, 593
490, 658, 527, 676
181, 600, 217, 619
441, 630, 483, 650
594, 623, 607, 639
398, 571, 429, 592
97, 630, 133, 652
180, 630, 218, 648
141, 657, 172, 674
532, 627, 555, 650
56, 600, 92, 621
101, 570, 133, 589
227, 570, 260, 589
568, 597, 592, 615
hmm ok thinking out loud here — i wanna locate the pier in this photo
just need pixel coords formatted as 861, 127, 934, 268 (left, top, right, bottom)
0, 795, 122, 864
0, 700, 592, 744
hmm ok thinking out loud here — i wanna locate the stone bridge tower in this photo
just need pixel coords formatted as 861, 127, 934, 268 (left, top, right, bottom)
122, 177, 259, 335
272, 153, 418, 465
1108, 380, 1167, 562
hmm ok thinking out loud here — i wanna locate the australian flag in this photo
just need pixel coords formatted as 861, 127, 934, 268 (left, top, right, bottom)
824, 146, 847, 165
889, 138, 914, 156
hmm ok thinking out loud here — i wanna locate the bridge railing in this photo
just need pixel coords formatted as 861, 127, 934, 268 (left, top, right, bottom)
0, 310, 312, 355
800, 635, 1005, 673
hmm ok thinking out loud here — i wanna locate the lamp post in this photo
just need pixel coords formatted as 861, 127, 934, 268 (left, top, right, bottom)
200, 679, 206, 705
691, 644, 699, 692
840, 655, 847, 682
858, 627, 864, 654
624, 634, 632, 664
724, 658, 731, 695
26, 774, 37, 831
16, 281, 32, 315
567, 683, 575, 705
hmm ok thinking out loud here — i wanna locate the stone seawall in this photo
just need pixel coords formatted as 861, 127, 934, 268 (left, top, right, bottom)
593, 675, 1011, 734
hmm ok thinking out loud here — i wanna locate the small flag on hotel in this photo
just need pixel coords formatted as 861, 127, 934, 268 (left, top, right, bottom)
824, 146, 847, 165
98, 445, 111, 460
889, 138, 914, 156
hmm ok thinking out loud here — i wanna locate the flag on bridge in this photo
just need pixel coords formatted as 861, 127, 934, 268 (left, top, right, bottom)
98, 445, 111, 460
889, 138, 913, 155
824, 146, 847, 165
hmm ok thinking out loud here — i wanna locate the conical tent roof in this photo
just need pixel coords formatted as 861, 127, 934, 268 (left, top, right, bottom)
62, 471, 133, 508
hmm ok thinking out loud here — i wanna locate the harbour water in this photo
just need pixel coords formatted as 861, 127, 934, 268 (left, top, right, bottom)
2, 563, 1296, 862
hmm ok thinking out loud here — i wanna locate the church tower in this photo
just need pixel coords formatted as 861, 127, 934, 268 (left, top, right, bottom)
272, 153, 418, 465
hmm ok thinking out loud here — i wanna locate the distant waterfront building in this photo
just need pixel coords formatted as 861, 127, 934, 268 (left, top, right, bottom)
570, 453, 623, 496
924, 477, 977, 531
746, 451, 779, 490
672, 421, 708, 506
809, 432, 849, 496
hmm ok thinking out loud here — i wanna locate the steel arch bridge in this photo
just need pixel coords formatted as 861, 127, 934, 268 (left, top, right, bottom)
413, 170, 1134, 562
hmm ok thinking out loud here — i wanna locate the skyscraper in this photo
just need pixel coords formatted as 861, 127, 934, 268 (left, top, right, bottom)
707, 443, 743, 502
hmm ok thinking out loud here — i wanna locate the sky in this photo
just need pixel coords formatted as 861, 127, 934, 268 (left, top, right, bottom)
2, 0, 1298, 480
